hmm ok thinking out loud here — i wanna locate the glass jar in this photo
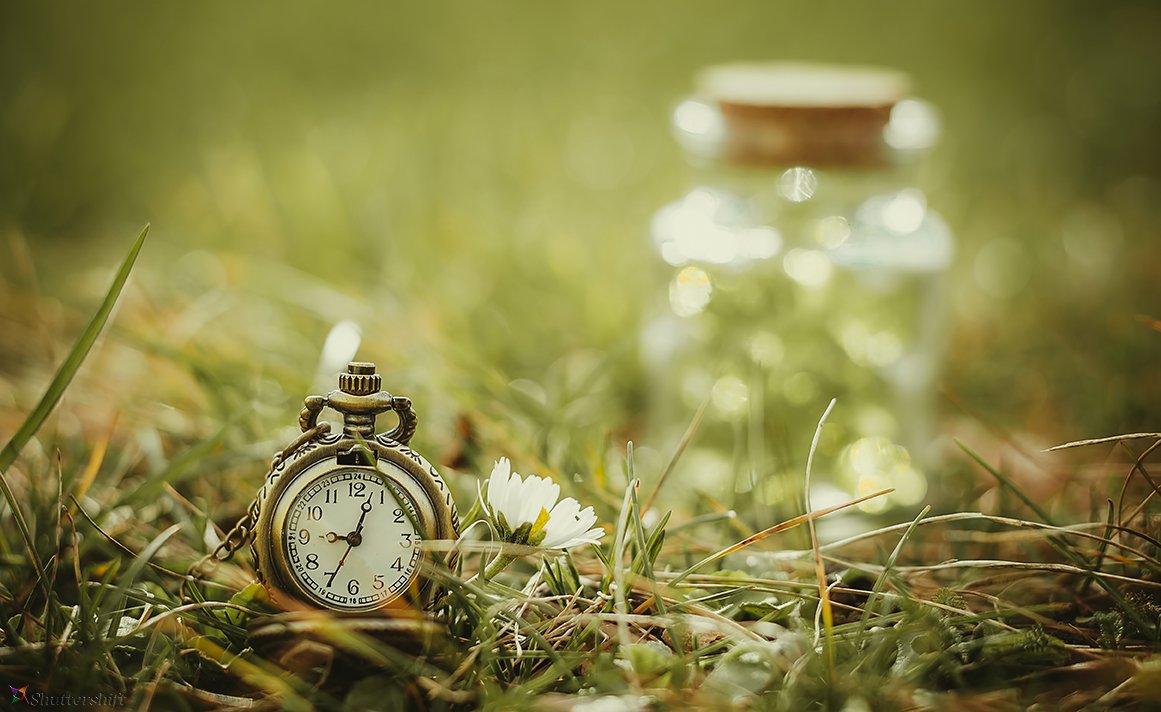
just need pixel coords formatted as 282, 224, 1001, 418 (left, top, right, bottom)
641, 63, 952, 520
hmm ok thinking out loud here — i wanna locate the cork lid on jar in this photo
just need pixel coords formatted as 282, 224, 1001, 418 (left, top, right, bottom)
680, 62, 914, 168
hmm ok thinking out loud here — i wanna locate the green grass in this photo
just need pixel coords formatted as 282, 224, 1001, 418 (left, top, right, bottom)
3, 5, 1160, 708
3, 233, 1161, 712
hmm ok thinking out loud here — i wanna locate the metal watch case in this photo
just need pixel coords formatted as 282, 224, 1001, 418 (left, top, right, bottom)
250, 362, 459, 613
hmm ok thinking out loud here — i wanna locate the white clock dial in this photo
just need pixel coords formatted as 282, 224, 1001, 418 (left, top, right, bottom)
283, 468, 423, 611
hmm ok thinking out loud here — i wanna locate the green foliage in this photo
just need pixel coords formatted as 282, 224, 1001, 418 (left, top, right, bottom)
1091, 610, 1126, 649
1, 4, 1160, 707
2, 232, 1161, 709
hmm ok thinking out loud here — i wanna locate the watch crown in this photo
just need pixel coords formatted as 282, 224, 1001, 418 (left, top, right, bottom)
338, 362, 382, 396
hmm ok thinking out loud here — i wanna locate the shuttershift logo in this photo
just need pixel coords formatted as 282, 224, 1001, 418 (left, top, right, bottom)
7, 685, 125, 707
9, 686, 28, 704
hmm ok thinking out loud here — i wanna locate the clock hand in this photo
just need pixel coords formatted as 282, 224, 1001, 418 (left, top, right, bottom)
324, 556, 346, 588
344, 493, 375, 547
351, 493, 374, 534
324, 493, 375, 588
326, 538, 357, 587
324, 532, 349, 543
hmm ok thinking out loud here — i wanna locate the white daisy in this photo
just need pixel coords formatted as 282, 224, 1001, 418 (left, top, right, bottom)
483, 457, 604, 549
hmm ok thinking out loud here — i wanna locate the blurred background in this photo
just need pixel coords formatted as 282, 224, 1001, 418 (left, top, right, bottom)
1, 2, 1159, 521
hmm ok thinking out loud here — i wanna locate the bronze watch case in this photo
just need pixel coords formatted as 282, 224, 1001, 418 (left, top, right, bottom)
250, 362, 459, 614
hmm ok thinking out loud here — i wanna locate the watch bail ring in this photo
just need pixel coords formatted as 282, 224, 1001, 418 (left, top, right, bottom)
295, 363, 418, 445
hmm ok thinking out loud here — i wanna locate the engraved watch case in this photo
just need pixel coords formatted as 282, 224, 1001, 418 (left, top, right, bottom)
249, 362, 459, 615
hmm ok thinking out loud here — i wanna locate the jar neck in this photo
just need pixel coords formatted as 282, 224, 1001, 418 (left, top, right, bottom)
670, 94, 940, 197
652, 153, 939, 266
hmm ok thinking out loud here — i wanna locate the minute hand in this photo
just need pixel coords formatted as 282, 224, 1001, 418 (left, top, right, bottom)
324, 494, 375, 588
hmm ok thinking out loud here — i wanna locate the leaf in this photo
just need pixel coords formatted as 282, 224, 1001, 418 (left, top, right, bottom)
856, 505, 931, 645
104, 523, 182, 638
224, 582, 273, 625
0, 225, 148, 474
0, 225, 147, 603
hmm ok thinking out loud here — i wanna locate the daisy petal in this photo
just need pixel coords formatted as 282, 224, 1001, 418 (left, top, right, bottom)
487, 458, 512, 514
479, 458, 605, 550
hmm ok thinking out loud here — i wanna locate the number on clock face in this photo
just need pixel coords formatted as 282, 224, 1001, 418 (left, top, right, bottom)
284, 469, 423, 610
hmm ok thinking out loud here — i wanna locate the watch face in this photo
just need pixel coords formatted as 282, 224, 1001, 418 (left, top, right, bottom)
282, 468, 423, 611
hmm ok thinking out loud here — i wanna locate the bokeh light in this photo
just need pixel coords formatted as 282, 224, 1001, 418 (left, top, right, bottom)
0, 0, 1159, 516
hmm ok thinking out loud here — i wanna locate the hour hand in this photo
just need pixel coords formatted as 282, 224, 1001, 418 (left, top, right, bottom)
324, 531, 349, 543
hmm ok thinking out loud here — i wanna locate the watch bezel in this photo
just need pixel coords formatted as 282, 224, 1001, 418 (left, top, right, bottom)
274, 464, 424, 612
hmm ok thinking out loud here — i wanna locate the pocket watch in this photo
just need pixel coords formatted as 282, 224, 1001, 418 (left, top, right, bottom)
213, 362, 459, 622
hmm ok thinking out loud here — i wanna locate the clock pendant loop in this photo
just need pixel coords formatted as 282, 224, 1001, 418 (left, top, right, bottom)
297, 363, 417, 445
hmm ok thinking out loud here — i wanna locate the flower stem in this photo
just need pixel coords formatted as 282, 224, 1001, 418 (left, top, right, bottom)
483, 553, 518, 581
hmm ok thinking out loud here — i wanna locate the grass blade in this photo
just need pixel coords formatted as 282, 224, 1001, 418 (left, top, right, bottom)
671, 487, 893, 584
856, 505, 930, 645
642, 391, 710, 513
0, 225, 147, 473
958, 438, 1157, 638
0, 225, 147, 602
805, 398, 837, 676
611, 462, 638, 650
957, 438, 1057, 526
1044, 432, 1161, 452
